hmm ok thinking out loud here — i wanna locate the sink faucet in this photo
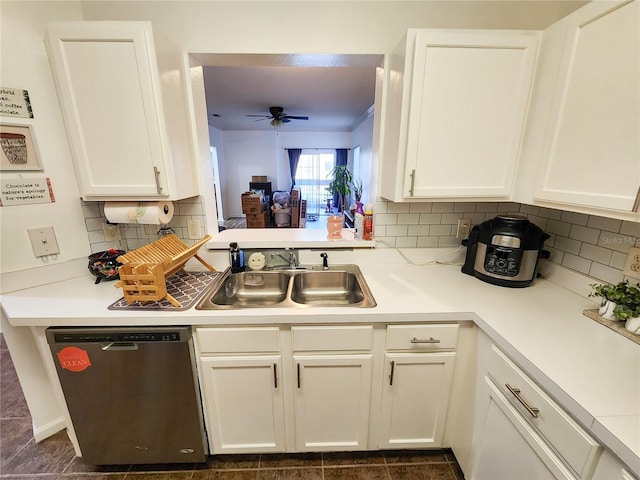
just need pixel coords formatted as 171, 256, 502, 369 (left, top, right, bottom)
271, 248, 298, 268
320, 252, 329, 270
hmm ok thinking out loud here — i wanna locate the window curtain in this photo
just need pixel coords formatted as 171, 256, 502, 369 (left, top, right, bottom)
333, 148, 349, 212
287, 148, 302, 190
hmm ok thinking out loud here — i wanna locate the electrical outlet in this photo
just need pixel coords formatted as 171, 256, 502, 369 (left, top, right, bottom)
187, 219, 201, 240
27, 226, 60, 257
623, 246, 640, 279
102, 222, 121, 241
457, 219, 471, 239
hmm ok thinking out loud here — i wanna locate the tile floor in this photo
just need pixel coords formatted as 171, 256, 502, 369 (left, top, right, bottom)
0, 335, 464, 479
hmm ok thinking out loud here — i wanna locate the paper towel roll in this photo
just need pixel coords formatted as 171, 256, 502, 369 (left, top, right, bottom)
104, 201, 174, 225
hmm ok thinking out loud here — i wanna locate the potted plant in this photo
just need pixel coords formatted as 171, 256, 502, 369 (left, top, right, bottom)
590, 281, 640, 328
327, 164, 353, 213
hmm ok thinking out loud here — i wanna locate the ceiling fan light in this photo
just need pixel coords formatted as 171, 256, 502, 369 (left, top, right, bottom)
270, 118, 284, 129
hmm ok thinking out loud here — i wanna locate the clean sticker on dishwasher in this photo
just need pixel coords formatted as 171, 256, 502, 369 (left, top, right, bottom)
57, 346, 92, 372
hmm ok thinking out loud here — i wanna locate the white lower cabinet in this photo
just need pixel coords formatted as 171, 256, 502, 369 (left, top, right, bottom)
199, 356, 286, 453
378, 324, 458, 449
469, 331, 602, 479
293, 354, 372, 451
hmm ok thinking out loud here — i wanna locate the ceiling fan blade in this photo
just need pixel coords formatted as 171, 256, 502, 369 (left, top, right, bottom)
246, 114, 271, 118
283, 115, 309, 120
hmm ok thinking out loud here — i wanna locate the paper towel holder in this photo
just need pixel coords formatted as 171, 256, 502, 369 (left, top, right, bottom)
157, 224, 175, 236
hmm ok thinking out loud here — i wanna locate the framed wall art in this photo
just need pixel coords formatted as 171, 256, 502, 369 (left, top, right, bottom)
0, 123, 42, 171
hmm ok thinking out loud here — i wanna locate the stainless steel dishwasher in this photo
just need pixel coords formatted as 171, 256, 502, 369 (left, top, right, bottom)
46, 326, 206, 465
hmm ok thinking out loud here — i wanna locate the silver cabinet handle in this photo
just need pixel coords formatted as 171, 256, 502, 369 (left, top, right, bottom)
409, 169, 416, 197
273, 363, 278, 389
389, 360, 395, 386
411, 336, 440, 344
297, 363, 301, 389
506, 383, 540, 418
153, 166, 163, 194
101, 342, 138, 351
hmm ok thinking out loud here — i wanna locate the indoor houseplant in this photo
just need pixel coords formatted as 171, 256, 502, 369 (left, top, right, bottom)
590, 281, 640, 327
327, 164, 353, 213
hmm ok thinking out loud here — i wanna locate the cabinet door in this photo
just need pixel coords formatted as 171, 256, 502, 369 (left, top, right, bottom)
46, 22, 170, 198
470, 376, 577, 480
378, 352, 456, 449
405, 31, 538, 199
534, 0, 640, 212
293, 354, 372, 451
199, 356, 286, 453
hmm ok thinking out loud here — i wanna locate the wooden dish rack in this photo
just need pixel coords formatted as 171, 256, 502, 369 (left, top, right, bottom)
114, 234, 216, 307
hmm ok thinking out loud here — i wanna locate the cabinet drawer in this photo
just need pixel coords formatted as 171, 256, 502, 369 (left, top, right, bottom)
291, 325, 373, 351
196, 327, 280, 354
487, 344, 601, 477
386, 324, 459, 351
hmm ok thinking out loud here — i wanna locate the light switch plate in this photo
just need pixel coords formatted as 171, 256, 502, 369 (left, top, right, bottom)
27, 226, 60, 257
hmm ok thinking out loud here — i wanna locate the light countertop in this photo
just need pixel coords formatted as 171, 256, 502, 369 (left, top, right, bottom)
1, 247, 638, 474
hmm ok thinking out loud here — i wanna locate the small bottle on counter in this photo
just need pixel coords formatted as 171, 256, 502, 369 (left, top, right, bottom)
229, 242, 243, 273
354, 201, 364, 239
363, 204, 374, 240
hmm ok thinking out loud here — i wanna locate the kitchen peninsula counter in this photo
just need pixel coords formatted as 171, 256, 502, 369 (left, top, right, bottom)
1, 248, 638, 475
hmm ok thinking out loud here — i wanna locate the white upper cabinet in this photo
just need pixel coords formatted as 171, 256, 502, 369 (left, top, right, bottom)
379, 29, 539, 202
46, 21, 198, 201
530, 0, 640, 216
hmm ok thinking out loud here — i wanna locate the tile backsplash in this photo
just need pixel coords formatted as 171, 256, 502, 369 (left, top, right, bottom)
374, 200, 639, 284
80, 196, 639, 285
82, 197, 206, 253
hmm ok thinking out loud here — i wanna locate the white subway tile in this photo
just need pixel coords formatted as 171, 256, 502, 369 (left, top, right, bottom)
561, 211, 589, 226
620, 221, 640, 238
454, 202, 476, 212
417, 236, 439, 247
375, 201, 389, 213
562, 253, 591, 274
579, 243, 612, 265
408, 225, 430, 236
546, 219, 571, 237
419, 213, 442, 224
554, 236, 581, 255
519, 204, 540, 215
438, 236, 459, 247
85, 217, 103, 232
397, 213, 420, 225
476, 202, 500, 213
498, 202, 520, 212
387, 202, 411, 214
430, 224, 451, 236
432, 202, 454, 213
177, 201, 203, 216
375, 213, 398, 226
598, 231, 634, 254
441, 213, 463, 225
387, 225, 409, 237
88, 230, 106, 244
396, 236, 418, 248
545, 247, 564, 264
587, 215, 622, 233
610, 251, 628, 270
570, 225, 600, 245
538, 207, 562, 220
377, 236, 396, 247
589, 262, 624, 284
409, 202, 433, 213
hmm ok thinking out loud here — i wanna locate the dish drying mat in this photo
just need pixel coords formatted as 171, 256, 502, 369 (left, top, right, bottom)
108, 271, 221, 311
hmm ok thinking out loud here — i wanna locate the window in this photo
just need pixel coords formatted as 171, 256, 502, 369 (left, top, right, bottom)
295, 150, 336, 218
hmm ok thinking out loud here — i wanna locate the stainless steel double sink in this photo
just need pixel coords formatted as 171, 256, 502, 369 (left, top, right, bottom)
196, 265, 376, 309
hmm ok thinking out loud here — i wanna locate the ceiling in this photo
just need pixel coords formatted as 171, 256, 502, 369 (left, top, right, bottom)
202, 54, 382, 132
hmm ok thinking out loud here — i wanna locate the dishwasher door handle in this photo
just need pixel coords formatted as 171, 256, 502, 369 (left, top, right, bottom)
101, 342, 139, 351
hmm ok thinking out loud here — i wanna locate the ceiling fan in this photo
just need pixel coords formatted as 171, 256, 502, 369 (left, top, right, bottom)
246, 106, 309, 128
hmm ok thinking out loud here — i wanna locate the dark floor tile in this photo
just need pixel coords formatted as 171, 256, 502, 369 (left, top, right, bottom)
255, 467, 322, 480
387, 463, 456, 480
450, 462, 465, 480
0, 350, 30, 419
383, 450, 447, 464
323, 466, 390, 480
193, 471, 258, 480
196, 454, 260, 470
0, 429, 76, 475
128, 463, 196, 473
323, 451, 386, 466
258, 453, 321, 468
125, 473, 194, 480
1, 476, 58, 480
0, 417, 35, 465
59, 475, 127, 480
62, 456, 132, 474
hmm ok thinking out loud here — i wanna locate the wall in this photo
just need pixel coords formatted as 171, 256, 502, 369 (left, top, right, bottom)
374, 199, 639, 284
0, 2, 88, 274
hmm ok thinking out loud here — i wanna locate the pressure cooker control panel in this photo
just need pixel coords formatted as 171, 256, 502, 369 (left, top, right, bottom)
484, 246, 521, 277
